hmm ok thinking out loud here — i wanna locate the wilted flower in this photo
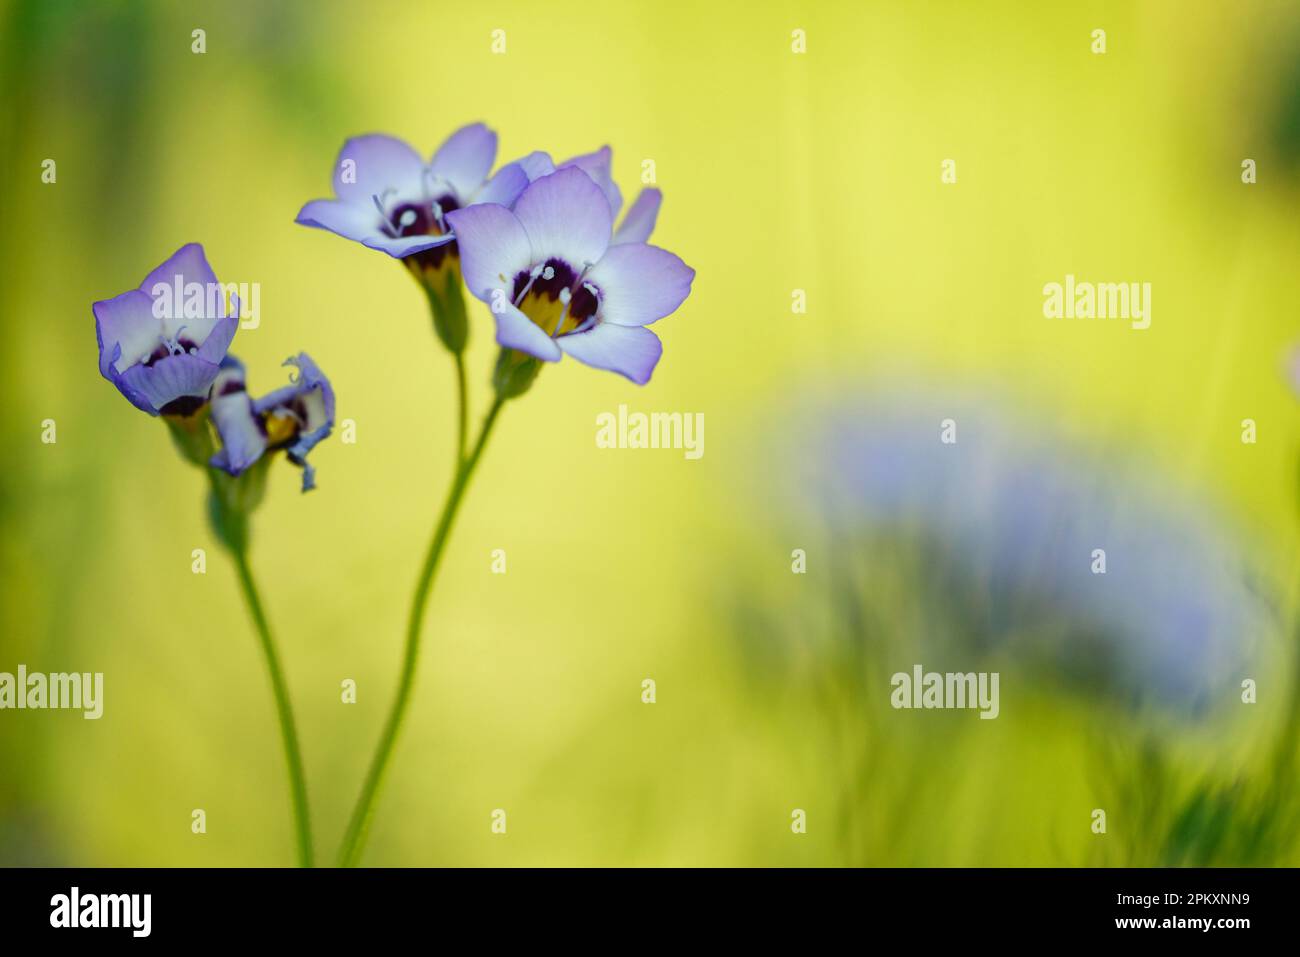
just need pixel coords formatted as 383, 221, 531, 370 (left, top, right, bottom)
93, 243, 239, 416
210, 353, 336, 492
446, 167, 694, 385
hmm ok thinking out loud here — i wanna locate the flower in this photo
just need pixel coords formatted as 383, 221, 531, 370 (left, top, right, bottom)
445, 167, 694, 385
517, 146, 662, 245
772, 386, 1263, 712
294, 124, 529, 272
93, 243, 239, 416
210, 353, 336, 492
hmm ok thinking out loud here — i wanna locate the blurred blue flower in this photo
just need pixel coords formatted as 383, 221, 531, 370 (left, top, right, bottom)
781, 388, 1266, 711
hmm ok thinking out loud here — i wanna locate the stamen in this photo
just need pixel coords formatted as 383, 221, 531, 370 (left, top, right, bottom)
551, 265, 597, 338
398, 209, 417, 229
551, 289, 575, 337
161, 325, 189, 357
423, 168, 453, 196
513, 264, 546, 307
372, 194, 399, 237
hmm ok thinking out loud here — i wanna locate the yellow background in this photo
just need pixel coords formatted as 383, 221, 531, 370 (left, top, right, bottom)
2, 0, 1299, 865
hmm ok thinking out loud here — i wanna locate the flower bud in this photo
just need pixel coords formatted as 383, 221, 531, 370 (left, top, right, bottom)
413, 260, 469, 354
492, 348, 541, 400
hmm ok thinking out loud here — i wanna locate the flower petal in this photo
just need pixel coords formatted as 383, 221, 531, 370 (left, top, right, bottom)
557, 323, 662, 384
259, 353, 335, 492
94, 288, 159, 377
196, 314, 239, 365
117, 353, 223, 415
428, 123, 497, 200
445, 203, 532, 303
331, 134, 426, 204
209, 360, 268, 475
474, 162, 530, 207
612, 188, 662, 245
512, 167, 612, 268
253, 352, 336, 426
561, 146, 623, 221
295, 197, 382, 244
493, 301, 562, 362
103, 370, 156, 415
138, 243, 232, 346
587, 243, 695, 327
361, 232, 455, 259
514, 151, 556, 182
140, 242, 218, 293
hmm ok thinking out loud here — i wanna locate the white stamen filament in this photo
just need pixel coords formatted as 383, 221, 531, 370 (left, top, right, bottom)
551, 263, 597, 337
512, 263, 547, 307
159, 324, 190, 358
373, 194, 399, 237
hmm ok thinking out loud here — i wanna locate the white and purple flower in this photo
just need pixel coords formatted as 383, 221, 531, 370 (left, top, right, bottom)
93, 243, 239, 416
445, 167, 693, 385
210, 353, 336, 492
295, 123, 529, 275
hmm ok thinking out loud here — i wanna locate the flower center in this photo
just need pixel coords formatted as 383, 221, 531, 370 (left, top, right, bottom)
388, 194, 461, 273
143, 329, 199, 367
264, 409, 301, 449
511, 258, 600, 337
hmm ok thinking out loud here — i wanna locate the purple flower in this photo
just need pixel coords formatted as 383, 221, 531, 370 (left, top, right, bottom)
295, 124, 529, 274
778, 386, 1262, 711
445, 168, 694, 385
93, 243, 239, 416
517, 146, 662, 245
210, 353, 336, 492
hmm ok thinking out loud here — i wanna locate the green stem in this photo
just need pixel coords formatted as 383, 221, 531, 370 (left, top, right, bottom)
336, 397, 507, 867
231, 546, 314, 867
454, 351, 468, 464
